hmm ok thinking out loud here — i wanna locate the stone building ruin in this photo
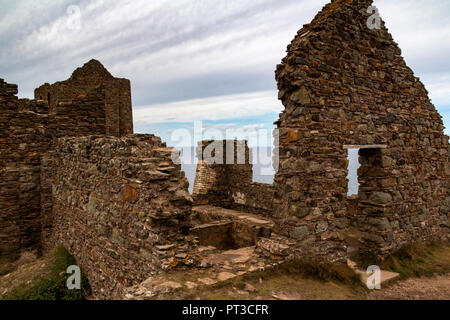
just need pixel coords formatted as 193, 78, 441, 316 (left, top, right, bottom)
273, 0, 449, 261
34, 59, 133, 137
0, 0, 448, 299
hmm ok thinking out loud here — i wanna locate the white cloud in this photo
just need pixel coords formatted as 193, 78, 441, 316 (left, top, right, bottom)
420, 72, 450, 108
133, 90, 282, 127
376, 0, 450, 72
375, 0, 450, 107
1, 0, 328, 101
0, 0, 449, 128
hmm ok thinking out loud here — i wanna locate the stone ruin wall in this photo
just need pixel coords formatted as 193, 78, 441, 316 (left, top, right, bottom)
192, 0, 449, 264
193, 140, 274, 214
40, 86, 109, 250
1, 63, 192, 298
51, 135, 192, 298
0, 78, 108, 261
0, 80, 51, 259
34, 59, 133, 137
0, 59, 136, 261
273, 0, 449, 260
104, 79, 134, 137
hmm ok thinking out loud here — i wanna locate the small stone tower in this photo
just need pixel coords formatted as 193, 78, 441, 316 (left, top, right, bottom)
34, 59, 133, 137
193, 140, 253, 207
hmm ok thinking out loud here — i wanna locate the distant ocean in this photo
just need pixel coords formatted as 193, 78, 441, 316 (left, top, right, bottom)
179, 147, 359, 195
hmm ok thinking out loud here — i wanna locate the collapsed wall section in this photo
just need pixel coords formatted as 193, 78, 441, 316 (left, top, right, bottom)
0, 79, 18, 108
51, 135, 192, 299
0, 80, 52, 260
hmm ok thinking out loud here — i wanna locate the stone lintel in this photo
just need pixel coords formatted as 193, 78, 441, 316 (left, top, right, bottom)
343, 145, 387, 150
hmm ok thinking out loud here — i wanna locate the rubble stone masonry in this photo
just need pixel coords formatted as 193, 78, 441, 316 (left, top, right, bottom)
274, 0, 449, 260
0, 60, 133, 261
1, 80, 52, 259
51, 135, 192, 298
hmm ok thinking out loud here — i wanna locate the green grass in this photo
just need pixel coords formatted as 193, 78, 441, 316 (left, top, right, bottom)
1, 246, 91, 300
355, 251, 382, 270
273, 259, 363, 287
356, 241, 450, 279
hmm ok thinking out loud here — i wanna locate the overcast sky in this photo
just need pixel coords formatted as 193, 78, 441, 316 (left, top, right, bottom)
1, 0, 449, 146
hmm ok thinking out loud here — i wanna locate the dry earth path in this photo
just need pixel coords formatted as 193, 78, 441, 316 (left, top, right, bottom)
368, 274, 450, 300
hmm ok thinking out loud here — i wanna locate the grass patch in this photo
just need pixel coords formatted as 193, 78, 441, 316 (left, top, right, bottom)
356, 251, 382, 270
381, 242, 450, 279
273, 259, 363, 287
1, 246, 91, 300
206, 259, 363, 292
357, 241, 450, 279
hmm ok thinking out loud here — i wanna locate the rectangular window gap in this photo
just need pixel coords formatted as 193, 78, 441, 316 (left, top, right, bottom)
347, 148, 361, 197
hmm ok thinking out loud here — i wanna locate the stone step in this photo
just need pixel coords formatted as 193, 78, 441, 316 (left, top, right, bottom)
347, 259, 400, 289
192, 205, 274, 229
190, 205, 274, 250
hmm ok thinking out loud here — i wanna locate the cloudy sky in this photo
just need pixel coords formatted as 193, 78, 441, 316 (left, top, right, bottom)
1, 0, 449, 147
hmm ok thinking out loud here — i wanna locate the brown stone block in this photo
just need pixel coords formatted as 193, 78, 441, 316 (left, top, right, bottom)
286, 129, 300, 143
121, 185, 139, 203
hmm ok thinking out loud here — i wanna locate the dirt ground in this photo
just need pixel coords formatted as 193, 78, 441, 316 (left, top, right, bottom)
170, 271, 450, 301
368, 274, 450, 300
0, 251, 53, 297
170, 273, 366, 300
2, 245, 450, 300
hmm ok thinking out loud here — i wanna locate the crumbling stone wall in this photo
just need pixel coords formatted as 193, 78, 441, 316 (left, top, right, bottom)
0, 80, 53, 259
1, 69, 112, 259
274, 0, 449, 260
193, 140, 274, 213
51, 135, 192, 298
40, 87, 108, 250
0, 79, 19, 108
35, 59, 133, 136
17, 99, 49, 114
233, 182, 275, 214
40, 152, 54, 253
104, 79, 134, 137
48, 87, 107, 138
